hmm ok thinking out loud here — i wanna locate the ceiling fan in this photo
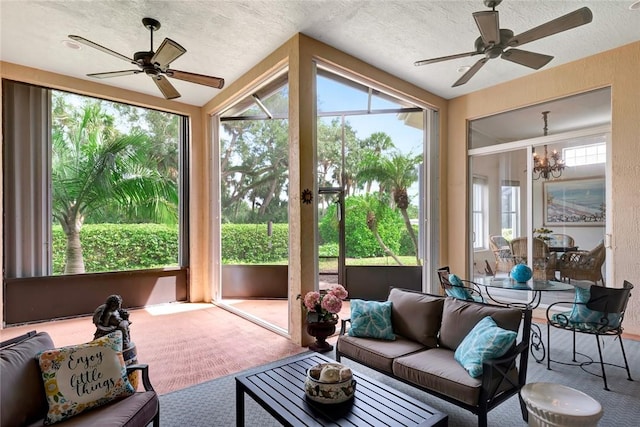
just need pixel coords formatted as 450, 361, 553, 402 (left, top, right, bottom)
414, 0, 593, 87
69, 17, 224, 100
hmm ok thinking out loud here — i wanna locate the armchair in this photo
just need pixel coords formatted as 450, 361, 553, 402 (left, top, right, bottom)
558, 242, 605, 286
489, 235, 515, 274
546, 281, 634, 390
0, 331, 159, 427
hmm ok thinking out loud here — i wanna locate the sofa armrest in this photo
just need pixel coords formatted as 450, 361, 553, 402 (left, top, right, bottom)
127, 364, 155, 392
339, 318, 351, 335
480, 340, 528, 404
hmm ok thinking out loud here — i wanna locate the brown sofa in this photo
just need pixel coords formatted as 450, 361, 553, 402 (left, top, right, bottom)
0, 331, 159, 427
336, 288, 532, 427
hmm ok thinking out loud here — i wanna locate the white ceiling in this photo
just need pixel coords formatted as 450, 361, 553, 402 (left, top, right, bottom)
1, 0, 638, 139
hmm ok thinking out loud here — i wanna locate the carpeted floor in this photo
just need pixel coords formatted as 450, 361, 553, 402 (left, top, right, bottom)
0, 303, 306, 395
160, 326, 640, 426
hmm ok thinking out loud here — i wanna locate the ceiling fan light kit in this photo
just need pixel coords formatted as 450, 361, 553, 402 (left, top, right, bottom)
414, 0, 593, 87
69, 17, 225, 100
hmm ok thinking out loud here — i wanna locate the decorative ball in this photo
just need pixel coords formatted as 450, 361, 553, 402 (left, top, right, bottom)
510, 264, 533, 283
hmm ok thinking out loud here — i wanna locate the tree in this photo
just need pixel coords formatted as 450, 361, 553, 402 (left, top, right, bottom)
52, 98, 178, 274
358, 132, 395, 193
317, 117, 360, 195
357, 150, 422, 265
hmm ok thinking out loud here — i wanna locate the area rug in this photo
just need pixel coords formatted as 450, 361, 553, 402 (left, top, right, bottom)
159, 327, 640, 426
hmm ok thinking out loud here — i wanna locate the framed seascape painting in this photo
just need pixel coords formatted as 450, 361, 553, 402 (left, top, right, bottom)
543, 177, 605, 226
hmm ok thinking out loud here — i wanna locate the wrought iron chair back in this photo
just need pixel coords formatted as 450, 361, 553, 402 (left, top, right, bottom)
545, 280, 634, 390
436, 266, 484, 302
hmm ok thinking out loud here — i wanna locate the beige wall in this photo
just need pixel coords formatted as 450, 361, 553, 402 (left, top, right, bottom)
448, 41, 640, 334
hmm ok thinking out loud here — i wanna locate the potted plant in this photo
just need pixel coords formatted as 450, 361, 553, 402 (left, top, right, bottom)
533, 227, 553, 242
299, 285, 348, 352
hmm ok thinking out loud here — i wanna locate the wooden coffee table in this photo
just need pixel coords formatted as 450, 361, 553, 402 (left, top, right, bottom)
235, 352, 448, 426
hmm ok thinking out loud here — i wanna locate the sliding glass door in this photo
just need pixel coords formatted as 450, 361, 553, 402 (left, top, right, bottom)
468, 88, 611, 306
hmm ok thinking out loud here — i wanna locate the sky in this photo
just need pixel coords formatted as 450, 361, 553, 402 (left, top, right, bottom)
316, 75, 424, 155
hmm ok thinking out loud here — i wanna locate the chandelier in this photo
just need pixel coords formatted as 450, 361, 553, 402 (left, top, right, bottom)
532, 111, 565, 180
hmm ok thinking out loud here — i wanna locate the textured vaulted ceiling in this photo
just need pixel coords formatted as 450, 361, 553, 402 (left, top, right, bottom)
1, 1, 638, 139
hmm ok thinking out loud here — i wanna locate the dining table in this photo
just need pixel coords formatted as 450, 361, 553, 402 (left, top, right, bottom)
473, 276, 575, 363
548, 246, 579, 253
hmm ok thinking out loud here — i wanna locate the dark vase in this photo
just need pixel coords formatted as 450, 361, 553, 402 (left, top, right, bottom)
306, 318, 338, 352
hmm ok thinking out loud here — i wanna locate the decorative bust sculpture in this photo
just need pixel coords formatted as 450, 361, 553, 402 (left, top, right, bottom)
92, 294, 132, 349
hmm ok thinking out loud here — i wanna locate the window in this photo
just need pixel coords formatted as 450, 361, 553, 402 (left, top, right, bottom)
472, 176, 488, 250
563, 142, 606, 166
501, 182, 520, 240
3, 80, 186, 278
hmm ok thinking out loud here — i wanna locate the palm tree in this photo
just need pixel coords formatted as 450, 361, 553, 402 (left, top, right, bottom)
357, 150, 422, 265
359, 132, 395, 193
52, 101, 178, 274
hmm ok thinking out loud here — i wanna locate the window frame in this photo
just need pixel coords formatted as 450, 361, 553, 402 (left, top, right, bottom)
3, 80, 189, 278
472, 175, 488, 251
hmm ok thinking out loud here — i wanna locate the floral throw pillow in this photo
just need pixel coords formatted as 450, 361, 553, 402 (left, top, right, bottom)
348, 299, 395, 340
36, 331, 135, 424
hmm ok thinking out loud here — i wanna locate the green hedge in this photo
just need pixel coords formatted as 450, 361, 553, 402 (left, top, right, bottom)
53, 212, 416, 272
220, 223, 289, 263
52, 224, 179, 274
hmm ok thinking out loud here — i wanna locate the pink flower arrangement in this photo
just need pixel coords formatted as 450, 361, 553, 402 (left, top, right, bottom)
300, 284, 348, 322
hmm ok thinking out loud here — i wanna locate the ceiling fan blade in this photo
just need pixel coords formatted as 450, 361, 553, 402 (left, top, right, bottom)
151, 38, 186, 68
87, 70, 141, 79
473, 11, 500, 45
508, 7, 593, 47
166, 69, 225, 89
68, 35, 137, 65
414, 51, 481, 67
452, 57, 489, 87
501, 49, 554, 70
153, 75, 181, 99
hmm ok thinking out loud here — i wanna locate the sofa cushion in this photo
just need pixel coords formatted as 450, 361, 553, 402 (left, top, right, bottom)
348, 300, 395, 340
387, 288, 444, 347
439, 298, 522, 351
337, 335, 426, 374
1, 332, 53, 427
36, 331, 135, 425
454, 316, 517, 377
23, 391, 159, 427
393, 348, 519, 406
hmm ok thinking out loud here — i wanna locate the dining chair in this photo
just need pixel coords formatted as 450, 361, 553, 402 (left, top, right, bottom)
510, 237, 557, 280
545, 280, 634, 390
436, 266, 484, 302
548, 233, 576, 248
558, 242, 606, 286
489, 235, 515, 274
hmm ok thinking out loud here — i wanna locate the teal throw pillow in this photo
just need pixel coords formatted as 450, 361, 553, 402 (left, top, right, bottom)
454, 316, 517, 378
348, 300, 395, 340
446, 274, 473, 301
569, 286, 621, 327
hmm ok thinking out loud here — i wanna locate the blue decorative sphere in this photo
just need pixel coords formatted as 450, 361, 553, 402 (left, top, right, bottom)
510, 264, 533, 283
